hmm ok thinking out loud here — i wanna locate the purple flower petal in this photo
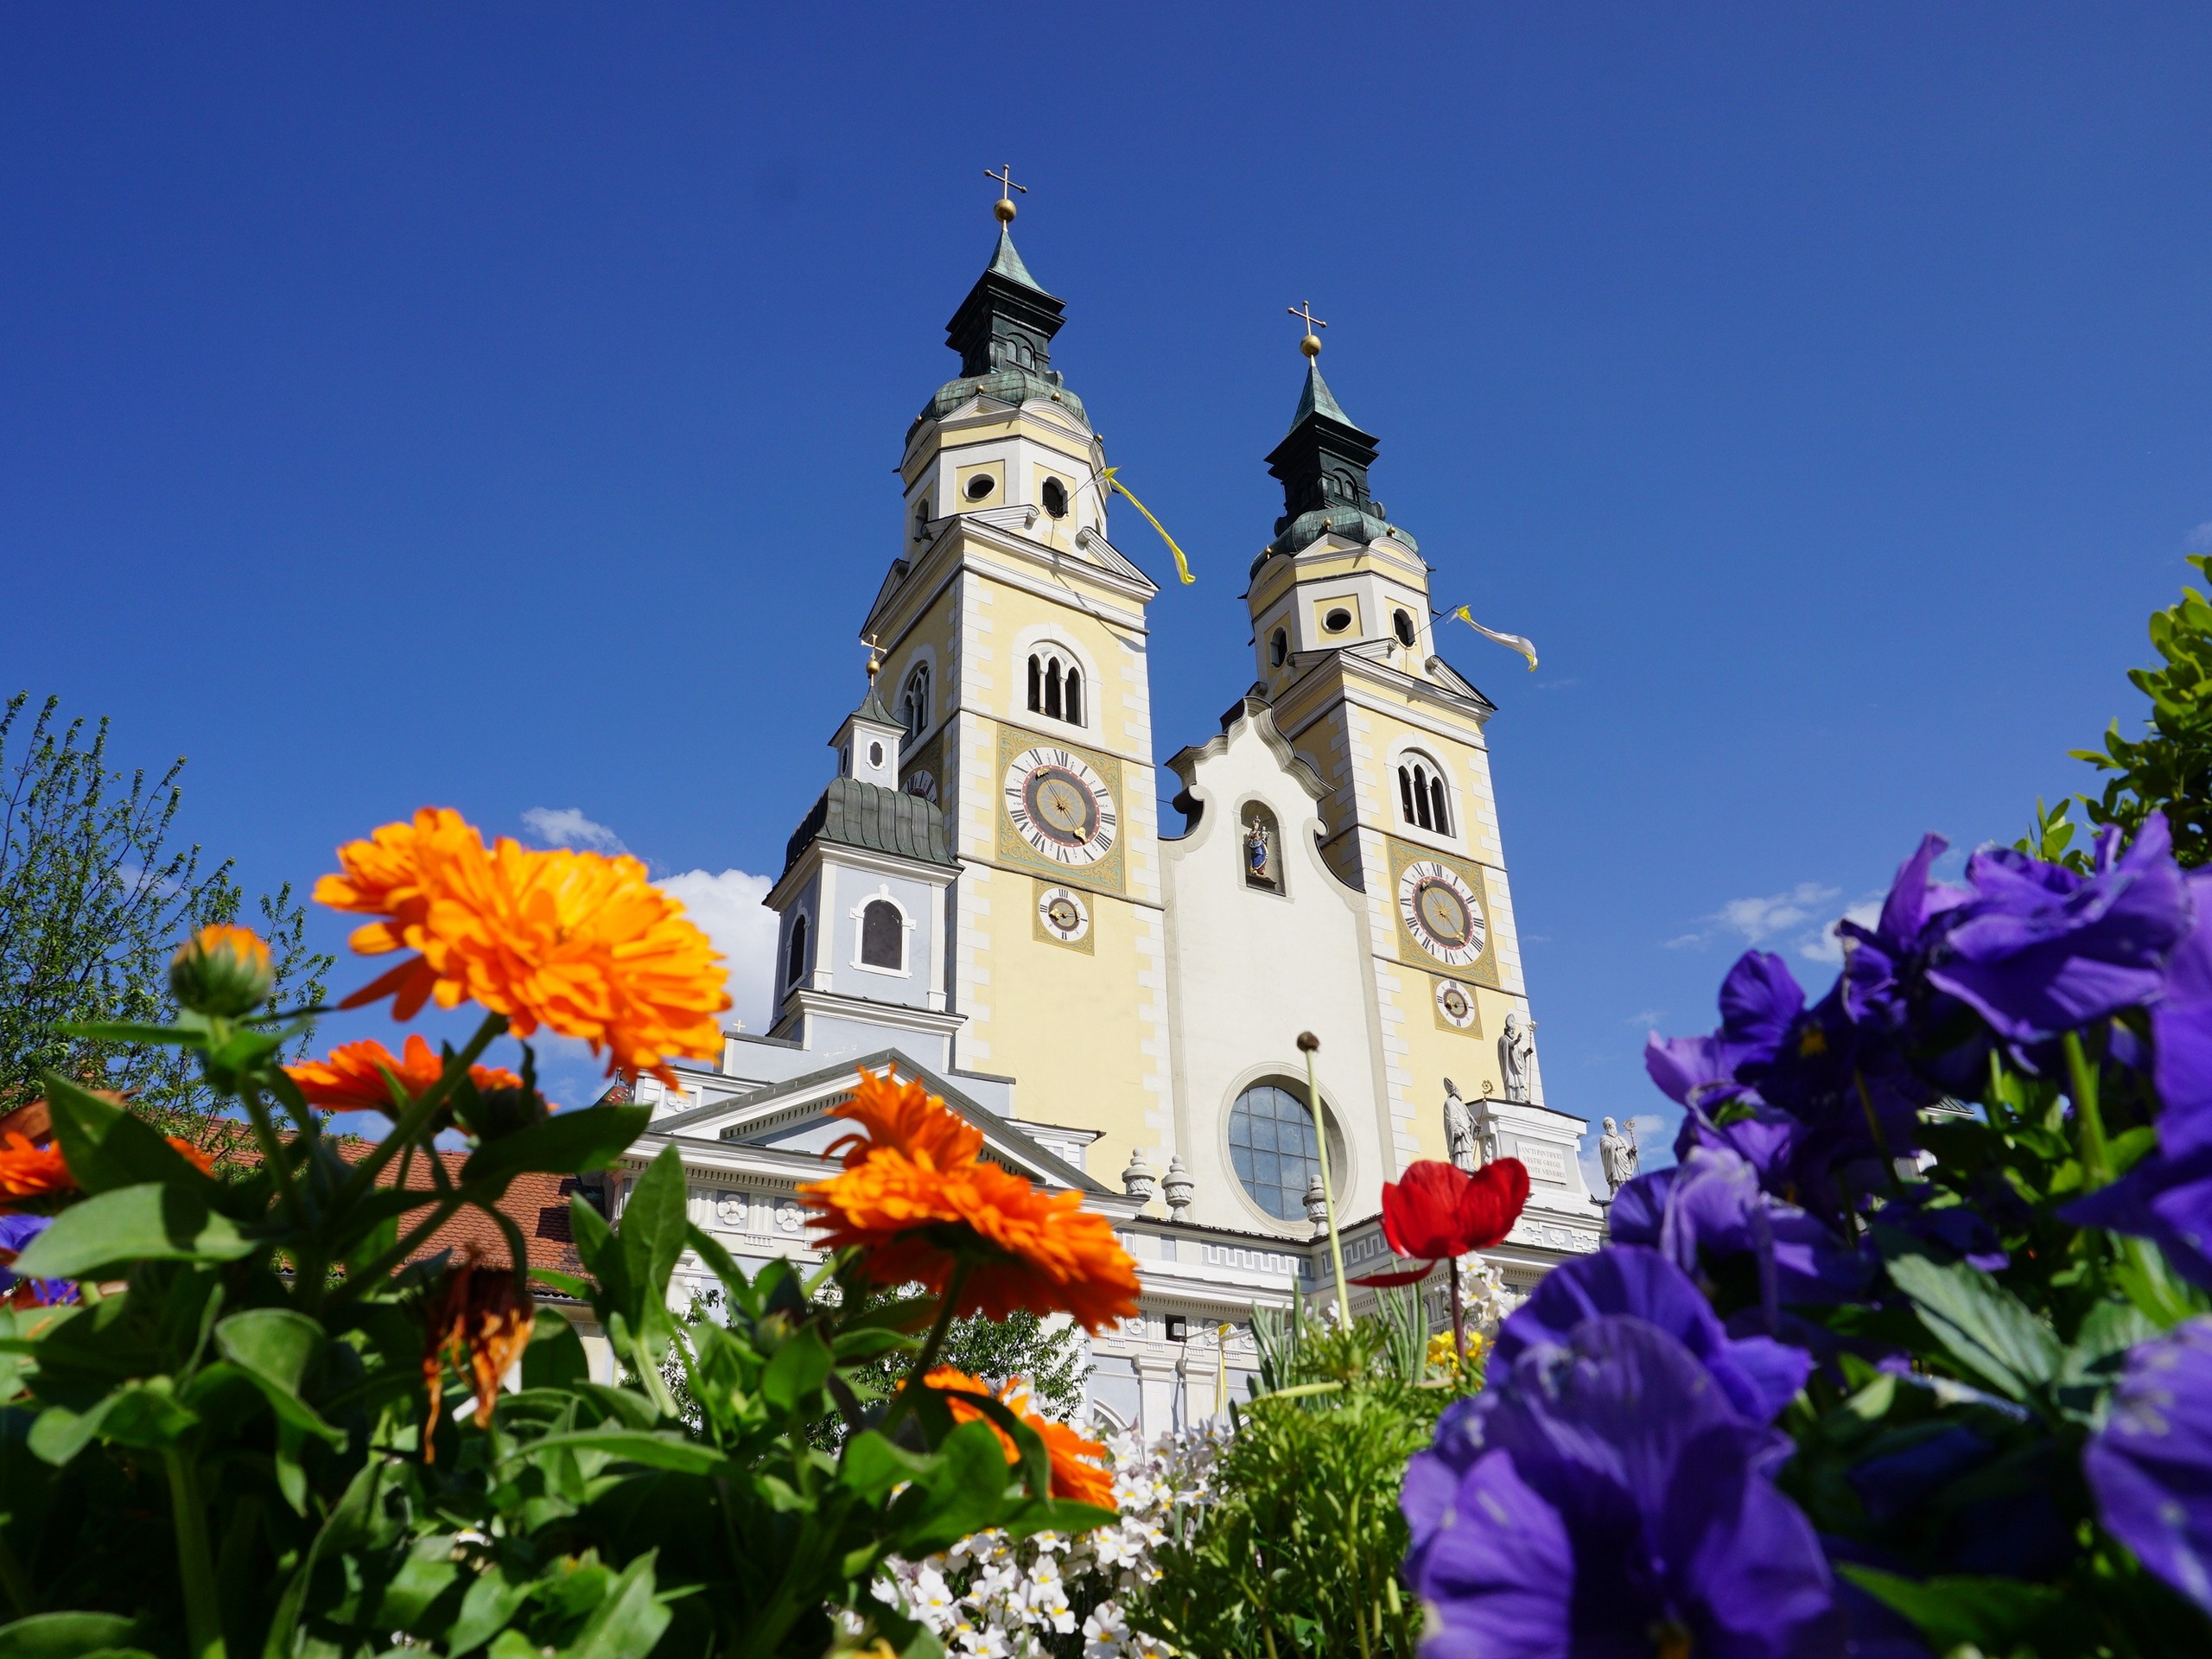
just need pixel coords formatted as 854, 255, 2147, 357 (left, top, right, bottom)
2084, 1317, 2212, 1615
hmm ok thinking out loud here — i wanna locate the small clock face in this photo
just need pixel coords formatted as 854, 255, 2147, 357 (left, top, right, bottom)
904, 769, 939, 805
1399, 861, 1487, 967
1434, 978, 1477, 1029
1003, 746, 1116, 867
1036, 885, 1090, 944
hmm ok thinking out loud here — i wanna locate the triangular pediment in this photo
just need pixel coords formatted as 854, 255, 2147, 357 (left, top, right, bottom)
648, 1048, 1108, 1195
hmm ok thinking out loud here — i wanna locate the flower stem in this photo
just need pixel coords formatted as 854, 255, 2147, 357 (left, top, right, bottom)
163, 1446, 226, 1659
882, 1258, 971, 1435
0, 1527, 32, 1617
238, 1076, 303, 1228
2064, 1030, 2113, 1189
1301, 1039, 1351, 1323
1449, 1259, 1467, 1375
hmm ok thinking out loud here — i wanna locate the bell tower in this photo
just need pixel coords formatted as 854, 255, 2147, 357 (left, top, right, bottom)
858, 178, 1174, 1189
1243, 319, 1543, 1173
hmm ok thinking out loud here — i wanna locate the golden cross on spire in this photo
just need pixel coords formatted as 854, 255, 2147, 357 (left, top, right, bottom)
862, 632, 883, 682
1287, 301, 1328, 358
985, 163, 1027, 224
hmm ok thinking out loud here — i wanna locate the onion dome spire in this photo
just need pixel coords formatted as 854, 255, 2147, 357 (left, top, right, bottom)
1262, 306, 1405, 560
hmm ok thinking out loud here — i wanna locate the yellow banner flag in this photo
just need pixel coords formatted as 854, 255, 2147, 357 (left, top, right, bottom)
1097, 467, 1195, 585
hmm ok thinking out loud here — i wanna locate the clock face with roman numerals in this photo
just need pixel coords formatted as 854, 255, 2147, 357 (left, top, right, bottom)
1003, 745, 1117, 867
1398, 860, 1487, 967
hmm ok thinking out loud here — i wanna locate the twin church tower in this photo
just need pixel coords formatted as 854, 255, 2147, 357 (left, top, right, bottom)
614, 187, 1598, 1420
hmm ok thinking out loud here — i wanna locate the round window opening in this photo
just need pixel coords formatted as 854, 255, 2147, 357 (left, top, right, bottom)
1268, 628, 1287, 667
1323, 607, 1353, 634
964, 474, 997, 502
1228, 1082, 1346, 1222
868, 741, 884, 767
1394, 609, 1417, 647
1041, 477, 1069, 518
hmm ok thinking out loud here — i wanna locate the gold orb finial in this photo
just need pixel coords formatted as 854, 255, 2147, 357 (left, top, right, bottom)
1300, 333, 1323, 359
862, 632, 882, 683
985, 163, 1027, 225
1288, 301, 1328, 359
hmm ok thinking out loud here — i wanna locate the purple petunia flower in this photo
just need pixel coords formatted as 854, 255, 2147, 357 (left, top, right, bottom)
1932, 814, 2190, 1047
2083, 1316, 2212, 1615
1493, 1244, 1813, 1425
2152, 869, 2212, 1156
0, 1212, 73, 1306
1403, 1316, 1845, 1659
2063, 1145, 2212, 1290
1611, 1149, 1868, 1320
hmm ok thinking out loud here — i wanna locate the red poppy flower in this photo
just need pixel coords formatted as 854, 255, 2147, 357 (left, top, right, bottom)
1354, 1157, 1530, 1286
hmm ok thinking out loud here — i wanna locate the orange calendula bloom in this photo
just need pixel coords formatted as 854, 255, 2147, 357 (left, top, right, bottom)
316, 808, 730, 1086
169, 923, 275, 1016
0, 1135, 74, 1210
825, 1068, 985, 1170
798, 1072, 1141, 1334
925, 1368, 1116, 1507
286, 1034, 524, 1115
421, 1262, 534, 1458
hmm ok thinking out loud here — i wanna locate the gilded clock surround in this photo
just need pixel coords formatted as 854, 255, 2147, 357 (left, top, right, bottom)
993, 724, 1127, 894
1383, 836, 1501, 989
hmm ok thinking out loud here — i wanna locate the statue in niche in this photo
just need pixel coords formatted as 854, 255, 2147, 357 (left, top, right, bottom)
1442, 1077, 1481, 1173
1499, 1009, 1535, 1104
1599, 1116, 1641, 1197
1243, 810, 1276, 889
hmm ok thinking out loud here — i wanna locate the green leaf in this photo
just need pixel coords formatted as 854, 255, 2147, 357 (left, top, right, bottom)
565, 1551, 671, 1659
0, 1613, 143, 1659
950, 1383, 1053, 1501
620, 1147, 690, 1311
459, 1105, 650, 1187
29, 1381, 199, 1463
14, 1185, 253, 1280
508, 1428, 732, 1475
213, 1308, 343, 1445
1839, 1566, 2095, 1655
54, 1022, 207, 1049
760, 1325, 834, 1415
39, 1077, 219, 1198
840, 1430, 931, 1501
521, 1305, 590, 1389
1885, 1253, 2061, 1401
448, 1573, 532, 1658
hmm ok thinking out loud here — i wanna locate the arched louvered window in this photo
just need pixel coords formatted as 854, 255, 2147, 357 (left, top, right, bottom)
1397, 753, 1452, 836
785, 913, 810, 988
1026, 645, 1084, 728
860, 899, 904, 970
899, 663, 930, 743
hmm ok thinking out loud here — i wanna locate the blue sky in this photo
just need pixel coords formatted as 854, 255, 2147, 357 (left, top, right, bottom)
7, 6, 2211, 1166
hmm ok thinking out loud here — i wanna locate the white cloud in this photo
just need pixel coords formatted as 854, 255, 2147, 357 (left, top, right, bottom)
1669, 882, 1840, 950
1625, 1008, 1662, 1029
658, 867, 781, 1033
2187, 522, 2212, 553
1799, 897, 1883, 964
521, 806, 628, 854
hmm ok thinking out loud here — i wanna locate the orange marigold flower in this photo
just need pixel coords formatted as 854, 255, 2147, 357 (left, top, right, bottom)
0, 1135, 73, 1210
286, 1034, 524, 1116
421, 1262, 534, 1459
798, 1075, 1141, 1334
825, 1068, 984, 1170
316, 808, 731, 1087
925, 1368, 1115, 1506
167, 1139, 217, 1175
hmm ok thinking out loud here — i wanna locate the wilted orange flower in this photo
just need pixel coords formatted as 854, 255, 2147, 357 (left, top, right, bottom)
316, 808, 730, 1086
0, 1135, 73, 1210
421, 1262, 534, 1458
798, 1073, 1141, 1334
825, 1068, 984, 1170
286, 1034, 524, 1115
925, 1368, 1115, 1507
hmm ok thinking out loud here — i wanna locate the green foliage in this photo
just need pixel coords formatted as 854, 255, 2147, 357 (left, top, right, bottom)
2070, 553, 2212, 868
0, 693, 329, 1154
1129, 1321, 1441, 1659
0, 997, 1110, 1659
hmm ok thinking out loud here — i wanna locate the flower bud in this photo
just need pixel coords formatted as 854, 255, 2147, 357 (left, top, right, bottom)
168, 925, 273, 1017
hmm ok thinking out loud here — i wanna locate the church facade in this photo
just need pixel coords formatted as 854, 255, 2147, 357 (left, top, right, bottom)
603, 206, 1602, 1434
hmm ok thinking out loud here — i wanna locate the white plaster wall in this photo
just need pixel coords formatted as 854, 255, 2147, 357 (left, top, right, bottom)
1161, 712, 1389, 1236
